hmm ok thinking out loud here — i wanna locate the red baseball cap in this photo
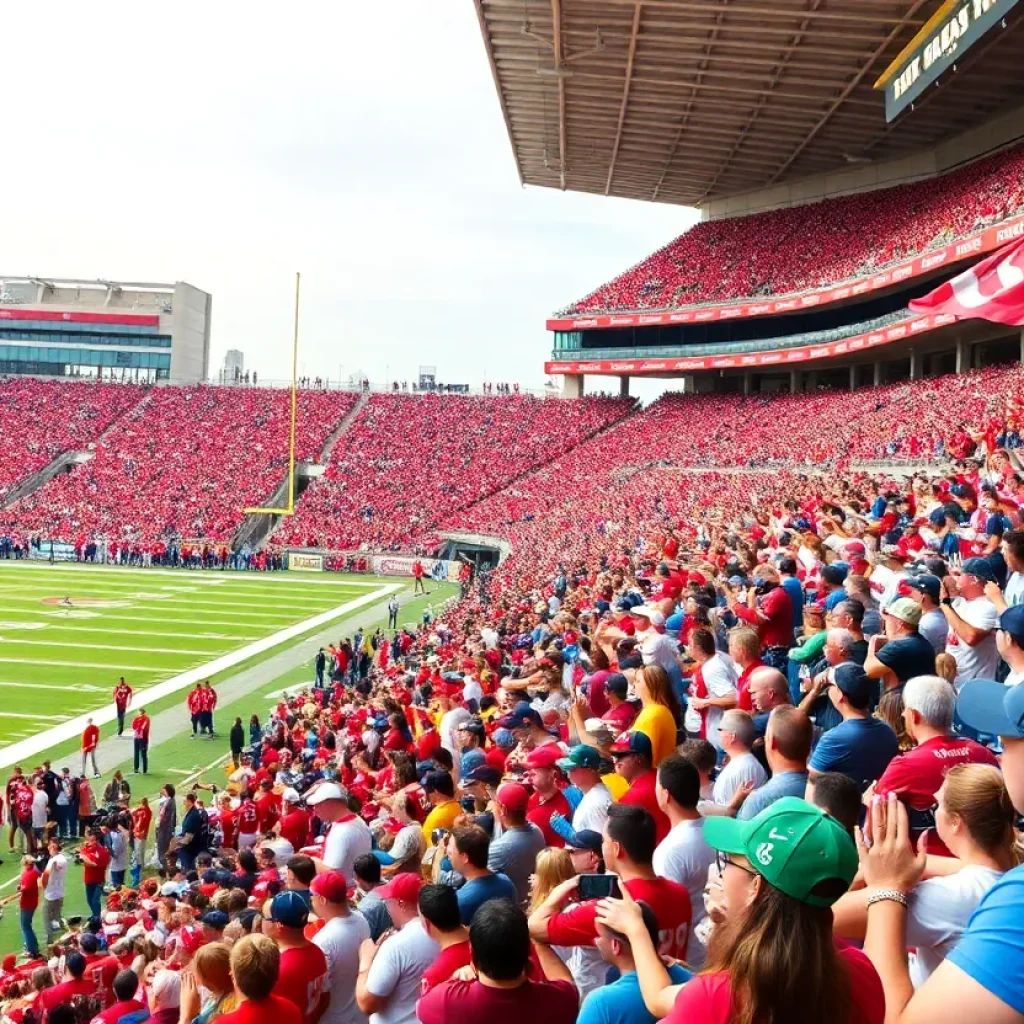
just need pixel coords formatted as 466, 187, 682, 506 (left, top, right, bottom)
310, 870, 349, 904
495, 782, 529, 812
376, 873, 423, 904
525, 745, 563, 769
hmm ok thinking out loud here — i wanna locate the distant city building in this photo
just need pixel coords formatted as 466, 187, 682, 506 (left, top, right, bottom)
0, 276, 211, 383
223, 349, 245, 382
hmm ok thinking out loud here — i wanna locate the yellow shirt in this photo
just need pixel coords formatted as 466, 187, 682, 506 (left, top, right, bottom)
602, 772, 629, 801
422, 799, 461, 846
632, 703, 678, 766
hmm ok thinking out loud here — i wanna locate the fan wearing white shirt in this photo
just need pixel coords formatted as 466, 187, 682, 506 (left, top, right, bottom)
698, 710, 766, 818
556, 745, 613, 835
653, 754, 716, 968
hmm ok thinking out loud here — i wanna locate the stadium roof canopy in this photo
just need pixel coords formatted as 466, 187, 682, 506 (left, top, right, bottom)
473, 0, 1024, 205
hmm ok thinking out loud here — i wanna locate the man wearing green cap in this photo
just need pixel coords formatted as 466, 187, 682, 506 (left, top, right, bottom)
595, 797, 883, 1024
556, 745, 613, 835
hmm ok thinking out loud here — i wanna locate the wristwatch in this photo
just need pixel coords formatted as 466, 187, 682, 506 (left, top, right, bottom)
941, 597, 954, 607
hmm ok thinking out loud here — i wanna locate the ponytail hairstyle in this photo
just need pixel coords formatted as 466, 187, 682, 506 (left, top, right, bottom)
942, 763, 1022, 867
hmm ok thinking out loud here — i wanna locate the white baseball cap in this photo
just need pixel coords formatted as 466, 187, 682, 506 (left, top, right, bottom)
305, 782, 347, 806
630, 606, 666, 627
281, 787, 301, 805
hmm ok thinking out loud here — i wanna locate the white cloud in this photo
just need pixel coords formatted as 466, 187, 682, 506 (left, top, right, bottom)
0, 1, 696, 391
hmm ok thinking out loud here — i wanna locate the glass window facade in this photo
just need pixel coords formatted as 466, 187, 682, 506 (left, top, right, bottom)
0, 323, 171, 347
0, 343, 170, 380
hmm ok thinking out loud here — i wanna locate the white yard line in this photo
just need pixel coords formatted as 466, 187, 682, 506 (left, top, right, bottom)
0, 657, 166, 672
0, 595, 321, 619
0, 563, 387, 586
0, 582, 401, 769
25, 625, 262, 640
0, 681, 108, 692
0, 711, 69, 721
0, 639, 216, 656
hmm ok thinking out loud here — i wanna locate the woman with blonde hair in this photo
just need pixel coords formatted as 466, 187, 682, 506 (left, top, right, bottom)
528, 847, 575, 911
834, 763, 1017, 990
633, 663, 682, 766
179, 942, 236, 1024
528, 847, 607, 999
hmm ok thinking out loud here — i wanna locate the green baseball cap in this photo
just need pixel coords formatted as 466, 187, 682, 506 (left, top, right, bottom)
556, 745, 602, 771
703, 796, 857, 908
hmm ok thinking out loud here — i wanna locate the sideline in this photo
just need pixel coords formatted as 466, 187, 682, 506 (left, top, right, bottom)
0, 583, 401, 771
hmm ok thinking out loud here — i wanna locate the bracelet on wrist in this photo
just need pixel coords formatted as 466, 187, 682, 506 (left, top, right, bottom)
867, 888, 909, 909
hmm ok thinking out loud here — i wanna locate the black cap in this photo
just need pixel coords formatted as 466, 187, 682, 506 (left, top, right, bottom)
904, 575, 941, 602
465, 765, 501, 787
564, 829, 603, 853
605, 672, 628, 697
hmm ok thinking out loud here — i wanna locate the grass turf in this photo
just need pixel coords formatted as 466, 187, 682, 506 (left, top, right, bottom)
0, 563, 387, 745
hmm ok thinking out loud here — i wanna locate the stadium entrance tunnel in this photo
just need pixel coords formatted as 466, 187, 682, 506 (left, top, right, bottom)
437, 532, 508, 575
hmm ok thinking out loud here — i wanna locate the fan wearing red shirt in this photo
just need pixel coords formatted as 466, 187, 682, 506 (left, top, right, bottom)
217, 934, 303, 1024
418, 880, 472, 994
237, 792, 260, 849
530, 804, 691, 960
278, 792, 311, 850
89, 967, 146, 1024
419, 899, 578, 1024
524, 746, 571, 847
729, 567, 794, 666
600, 797, 883, 1024
187, 685, 205, 737
18, 858, 41, 958
82, 719, 101, 778
610, 734, 670, 844
255, 781, 281, 833
39, 952, 97, 1013
130, 798, 153, 888
112, 679, 133, 737
132, 709, 150, 775
217, 793, 238, 849
263, 891, 328, 1024
873, 675, 999, 855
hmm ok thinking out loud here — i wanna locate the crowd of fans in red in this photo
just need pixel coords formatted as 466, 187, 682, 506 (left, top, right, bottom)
0, 387, 360, 546
562, 142, 1024, 315
274, 394, 634, 553
0, 380, 144, 500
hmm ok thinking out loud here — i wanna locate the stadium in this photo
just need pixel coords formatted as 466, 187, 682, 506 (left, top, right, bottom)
1, 2, 1024, 1019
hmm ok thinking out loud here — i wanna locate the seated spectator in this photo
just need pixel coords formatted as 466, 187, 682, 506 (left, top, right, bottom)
417, 900, 578, 1024
699, 710, 766, 818
217, 934, 303, 1024
808, 664, 899, 792
310, 870, 370, 1024
652, 755, 715, 967
446, 824, 517, 925
418, 883, 472, 995
872, 675, 998, 854
864, 598, 938, 690
835, 763, 1016, 983
580, 900, 691, 1024
595, 798, 880, 1024
737, 706, 813, 820
356, 874, 439, 1023
529, 805, 692, 961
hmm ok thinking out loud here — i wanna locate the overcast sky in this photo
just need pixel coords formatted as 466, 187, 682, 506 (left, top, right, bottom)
0, 2, 695, 395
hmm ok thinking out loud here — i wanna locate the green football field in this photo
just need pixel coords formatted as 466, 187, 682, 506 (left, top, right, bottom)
0, 562, 397, 747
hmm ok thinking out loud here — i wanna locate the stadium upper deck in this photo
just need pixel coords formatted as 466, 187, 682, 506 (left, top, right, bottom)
476, 0, 1024, 393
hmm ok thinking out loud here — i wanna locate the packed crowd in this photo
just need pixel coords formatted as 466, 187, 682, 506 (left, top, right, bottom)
274, 394, 633, 553
561, 142, 1024, 314
0, 388, 360, 547
0, 380, 144, 499
8, 413, 1024, 1024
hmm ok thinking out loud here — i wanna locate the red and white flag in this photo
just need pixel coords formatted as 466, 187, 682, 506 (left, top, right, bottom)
909, 235, 1024, 326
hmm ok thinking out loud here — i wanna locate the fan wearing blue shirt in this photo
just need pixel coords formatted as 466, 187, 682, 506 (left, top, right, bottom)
447, 823, 518, 925
579, 899, 690, 1024
808, 662, 897, 793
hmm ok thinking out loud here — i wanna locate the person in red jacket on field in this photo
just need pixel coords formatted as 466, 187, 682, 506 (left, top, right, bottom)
113, 678, 132, 736
81, 718, 100, 778
132, 709, 151, 775
201, 681, 218, 736
187, 685, 205, 738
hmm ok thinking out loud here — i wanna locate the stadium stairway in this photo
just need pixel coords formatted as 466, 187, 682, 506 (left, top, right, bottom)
0, 449, 95, 508
231, 390, 370, 553
0, 386, 153, 509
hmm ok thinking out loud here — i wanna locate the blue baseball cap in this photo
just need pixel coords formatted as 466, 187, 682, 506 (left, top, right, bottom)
1000, 605, 1024, 647
269, 890, 310, 928
957, 679, 1024, 739
501, 702, 543, 730
960, 557, 998, 583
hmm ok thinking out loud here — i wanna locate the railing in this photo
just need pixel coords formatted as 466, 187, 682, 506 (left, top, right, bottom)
552, 309, 909, 361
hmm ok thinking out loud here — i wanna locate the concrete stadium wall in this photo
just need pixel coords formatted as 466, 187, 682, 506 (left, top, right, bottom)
701, 105, 1024, 221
